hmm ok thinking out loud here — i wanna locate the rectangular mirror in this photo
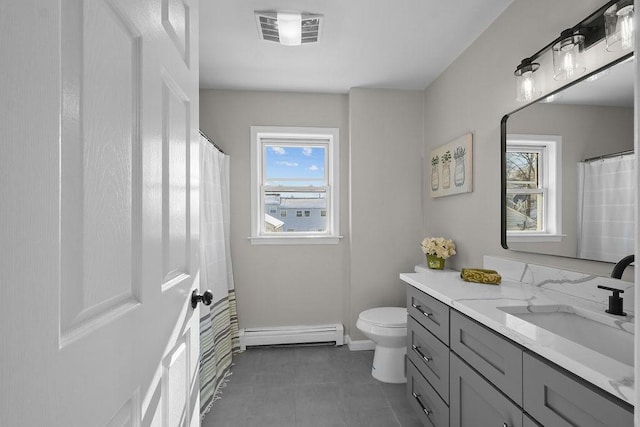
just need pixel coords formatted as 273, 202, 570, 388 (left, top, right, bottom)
501, 53, 634, 263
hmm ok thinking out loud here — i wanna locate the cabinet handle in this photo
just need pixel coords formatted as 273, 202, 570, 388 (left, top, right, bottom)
412, 392, 431, 416
411, 344, 432, 362
412, 303, 432, 318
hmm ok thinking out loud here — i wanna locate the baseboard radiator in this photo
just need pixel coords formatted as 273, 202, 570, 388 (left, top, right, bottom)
239, 324, 344, 351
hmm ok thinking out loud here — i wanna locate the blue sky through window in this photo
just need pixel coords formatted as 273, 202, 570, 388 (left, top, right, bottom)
265, 145, 326, 186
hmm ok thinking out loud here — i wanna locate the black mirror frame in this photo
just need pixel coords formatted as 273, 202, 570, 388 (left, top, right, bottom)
501, 51, 633, 251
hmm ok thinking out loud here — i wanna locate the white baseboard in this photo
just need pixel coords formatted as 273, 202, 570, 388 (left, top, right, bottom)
345, 335, 375, 351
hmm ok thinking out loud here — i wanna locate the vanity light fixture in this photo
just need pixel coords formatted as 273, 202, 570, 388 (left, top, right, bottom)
552, 29, 586, 81
512, 0, 632, 102
514, 58, 541, 102
255, 11, 323, 46
605, 1, 634, 51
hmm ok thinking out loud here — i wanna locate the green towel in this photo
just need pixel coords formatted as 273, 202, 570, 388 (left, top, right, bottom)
460, 268, 502, 285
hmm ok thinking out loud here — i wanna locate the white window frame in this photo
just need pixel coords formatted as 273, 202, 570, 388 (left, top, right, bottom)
250, 126, 341, 245
506, 134, 563, 243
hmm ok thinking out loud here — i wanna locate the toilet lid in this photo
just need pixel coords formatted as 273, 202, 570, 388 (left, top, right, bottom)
359, 307, 407, 328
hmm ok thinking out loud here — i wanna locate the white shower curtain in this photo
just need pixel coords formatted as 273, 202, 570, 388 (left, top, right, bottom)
199, 136, 239, 418
577, 154, 635, 262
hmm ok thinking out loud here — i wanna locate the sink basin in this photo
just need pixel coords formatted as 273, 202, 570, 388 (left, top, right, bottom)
498, 305, 634, 366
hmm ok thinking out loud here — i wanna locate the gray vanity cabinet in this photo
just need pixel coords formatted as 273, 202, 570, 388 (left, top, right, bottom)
406, 284, 633, 427
450, 352, 523, 427
523, 353, 633, 426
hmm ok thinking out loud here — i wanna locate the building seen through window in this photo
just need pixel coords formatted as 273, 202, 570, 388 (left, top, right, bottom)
265, 193, 326, 232
251, 126, 340, 244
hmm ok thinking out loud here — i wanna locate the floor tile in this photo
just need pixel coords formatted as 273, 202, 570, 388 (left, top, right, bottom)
202, 345, 418, 427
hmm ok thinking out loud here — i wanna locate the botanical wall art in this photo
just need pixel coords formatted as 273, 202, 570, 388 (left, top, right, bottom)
429, 133, 473, 198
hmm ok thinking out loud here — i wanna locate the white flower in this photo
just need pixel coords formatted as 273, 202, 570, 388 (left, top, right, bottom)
420, 237, 456, 259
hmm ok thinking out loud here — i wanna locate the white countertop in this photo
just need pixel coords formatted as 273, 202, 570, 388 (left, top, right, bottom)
400, 267, 635, 405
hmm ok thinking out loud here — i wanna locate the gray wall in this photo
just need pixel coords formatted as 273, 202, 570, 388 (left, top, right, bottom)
348, 88, 424, 339
422, 0, 623, 277
200, 89, 424, 340
200, 90, 350, 329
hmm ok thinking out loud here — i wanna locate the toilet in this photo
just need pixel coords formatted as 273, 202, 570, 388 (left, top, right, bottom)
356, 307, 408, 383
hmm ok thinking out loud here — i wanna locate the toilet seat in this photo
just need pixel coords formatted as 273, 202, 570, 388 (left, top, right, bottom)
358, 307, 407, 328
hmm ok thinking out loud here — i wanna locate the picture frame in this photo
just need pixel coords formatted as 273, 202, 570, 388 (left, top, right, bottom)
429, 133, 473, 198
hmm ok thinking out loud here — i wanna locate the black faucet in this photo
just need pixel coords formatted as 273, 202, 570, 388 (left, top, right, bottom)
597, 285, 627, 316
611, 254, 634, 279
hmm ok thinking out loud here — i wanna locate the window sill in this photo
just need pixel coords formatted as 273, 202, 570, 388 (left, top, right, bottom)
507, 233, 565, 243
249, 235, 343, 245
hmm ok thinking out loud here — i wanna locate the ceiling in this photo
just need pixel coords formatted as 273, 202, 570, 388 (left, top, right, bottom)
199, 0, 513, 94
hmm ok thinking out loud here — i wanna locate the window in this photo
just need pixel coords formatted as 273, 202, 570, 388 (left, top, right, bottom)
506, 134, 562, 242
280, 211, 287, 217
250, 126, 341, 244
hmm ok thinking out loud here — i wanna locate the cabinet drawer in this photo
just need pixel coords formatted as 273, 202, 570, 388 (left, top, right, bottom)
407, 286, 450, 345
407, 316, 450, 403
450, 310, 523, 405
523, 353, 633, 427
407, 360, 449, 427
450, 353, 523, 427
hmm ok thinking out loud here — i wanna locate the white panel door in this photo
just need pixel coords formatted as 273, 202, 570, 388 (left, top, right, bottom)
0, 0, 200, 426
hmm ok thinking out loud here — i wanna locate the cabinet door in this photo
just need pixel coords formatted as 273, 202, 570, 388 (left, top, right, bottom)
407, 360, 450, 427
450, 310, 523, 405
523, 353, 633, 427
450, 353, 523, 427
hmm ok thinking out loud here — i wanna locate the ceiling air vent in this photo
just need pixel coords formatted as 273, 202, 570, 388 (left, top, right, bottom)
254, 11, 323, 45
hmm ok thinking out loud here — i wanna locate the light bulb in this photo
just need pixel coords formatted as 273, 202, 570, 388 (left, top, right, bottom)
563, 52, 576, 79
618, 6, 634, 50
605, 4, 634, 51
552, 31, 585, 81
522, 73, 534, 101
514, 58, 540, 102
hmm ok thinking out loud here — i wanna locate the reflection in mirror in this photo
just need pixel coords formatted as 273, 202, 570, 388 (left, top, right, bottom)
502, 55, 634, 262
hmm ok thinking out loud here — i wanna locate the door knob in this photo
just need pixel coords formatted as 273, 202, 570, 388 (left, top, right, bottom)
191, 289, 213, 308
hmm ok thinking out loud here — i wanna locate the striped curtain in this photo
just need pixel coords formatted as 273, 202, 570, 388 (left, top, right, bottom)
200, 136, 240, 418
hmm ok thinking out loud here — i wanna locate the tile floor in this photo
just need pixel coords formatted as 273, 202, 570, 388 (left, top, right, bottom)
201, 344, 423, 427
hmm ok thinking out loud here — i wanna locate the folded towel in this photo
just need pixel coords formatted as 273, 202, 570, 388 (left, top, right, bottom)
460, 268, 502, 285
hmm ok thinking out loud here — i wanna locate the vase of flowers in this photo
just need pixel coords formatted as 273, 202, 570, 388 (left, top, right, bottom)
420, 237, 456, 270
